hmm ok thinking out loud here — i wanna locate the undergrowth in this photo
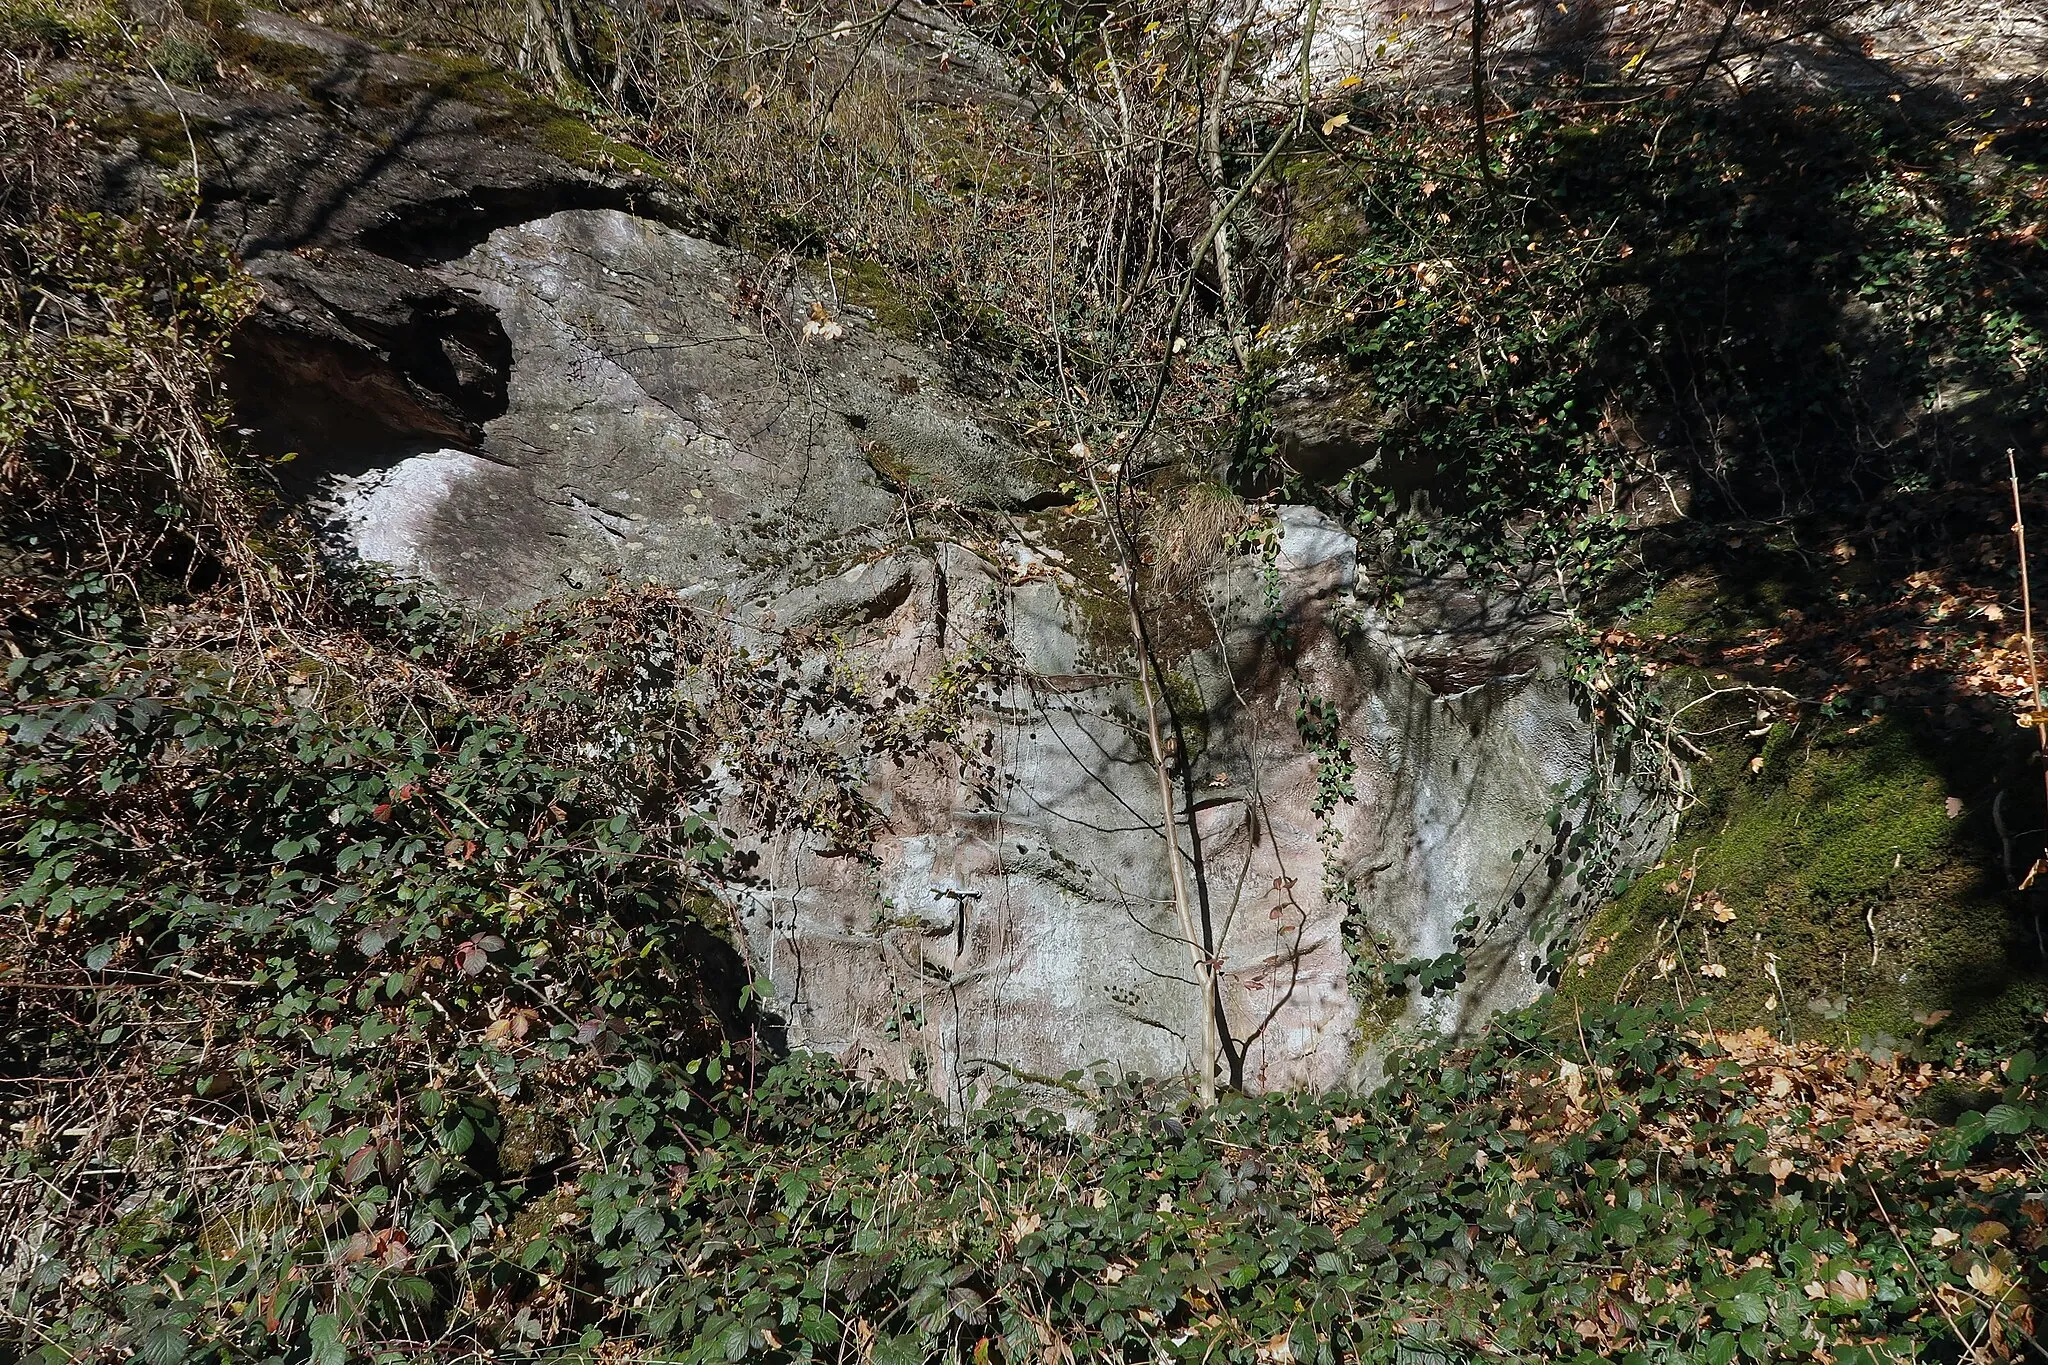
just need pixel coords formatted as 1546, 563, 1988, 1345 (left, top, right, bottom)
6, 5, 2048, 1363
1250, 89, 2048, 601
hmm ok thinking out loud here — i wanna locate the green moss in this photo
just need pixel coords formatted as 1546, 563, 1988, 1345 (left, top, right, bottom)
99, 104, 220, 168
177, 0, 243, 30
206, 27, 673, 183
1623, 570, 1722, 640
1347, 968, 1412, 1054
1557, 548, 2048, 1050
368, 53, 670, 178
216, 25, 337, 92
498, 1102, 568, 1176
150, 32, 217, 85
860, 439, 918, 494
1011, 505, 1133, 663
503, 1184, 582, 1252
674, 884, 737, 948
1281, 154, 1371, 265
1561, 707, 2032, 1044
1159, 667, 1209, 763
0, 0, 116, 55
532, 115, 669, 177
827, 255, 930, 341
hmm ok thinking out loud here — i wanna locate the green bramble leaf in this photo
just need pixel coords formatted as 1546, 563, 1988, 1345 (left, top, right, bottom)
1983, 1103, 2032, 1136
307, 1313, 345, 1365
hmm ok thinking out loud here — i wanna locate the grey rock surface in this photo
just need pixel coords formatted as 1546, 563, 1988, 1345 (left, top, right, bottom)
160, 12, 1667, 1100
741, 505, 1664, 1104
1272, 0, 2046, 99
319, 205, 1030, 606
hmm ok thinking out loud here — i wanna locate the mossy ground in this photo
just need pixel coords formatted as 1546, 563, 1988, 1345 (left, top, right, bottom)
819, 254, 932, 341
1558, 567, 2048, 1050
95, 103, 219, 167
1561, 710, 2037, 1044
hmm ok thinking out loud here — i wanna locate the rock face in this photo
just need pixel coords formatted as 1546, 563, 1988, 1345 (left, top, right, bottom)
317, 205, 1033, 606
1278, 0, 2046, 96
740, 507, 1661, 1104
148, 11, 1666, 1100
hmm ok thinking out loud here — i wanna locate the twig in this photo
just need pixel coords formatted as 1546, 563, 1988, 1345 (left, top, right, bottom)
1088, 462, 1217, 1109
2007, 449, 2048, 888
812, 0, 907, 134
110, 14, 203, 229
1470, 0, 1494, 198
1865, 1182, 1994, 1359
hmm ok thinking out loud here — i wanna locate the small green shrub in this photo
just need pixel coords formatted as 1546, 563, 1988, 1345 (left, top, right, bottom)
148, 32, 218, 86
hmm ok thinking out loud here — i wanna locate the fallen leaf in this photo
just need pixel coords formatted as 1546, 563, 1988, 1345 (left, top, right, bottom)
803, 301, 845, 342
1967, 1262, 2010, 1296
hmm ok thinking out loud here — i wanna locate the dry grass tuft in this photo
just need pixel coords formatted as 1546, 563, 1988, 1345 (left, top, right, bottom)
1145, 481, 1253, 592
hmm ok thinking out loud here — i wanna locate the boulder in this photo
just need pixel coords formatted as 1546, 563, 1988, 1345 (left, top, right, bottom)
130, 11, 1666, 1100
741, 504, 1665, 1103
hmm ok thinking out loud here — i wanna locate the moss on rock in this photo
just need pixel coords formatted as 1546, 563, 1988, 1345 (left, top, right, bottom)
99, 103, 220, 167
821, 255, 930, 340
1560, 690, 2043, 1049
